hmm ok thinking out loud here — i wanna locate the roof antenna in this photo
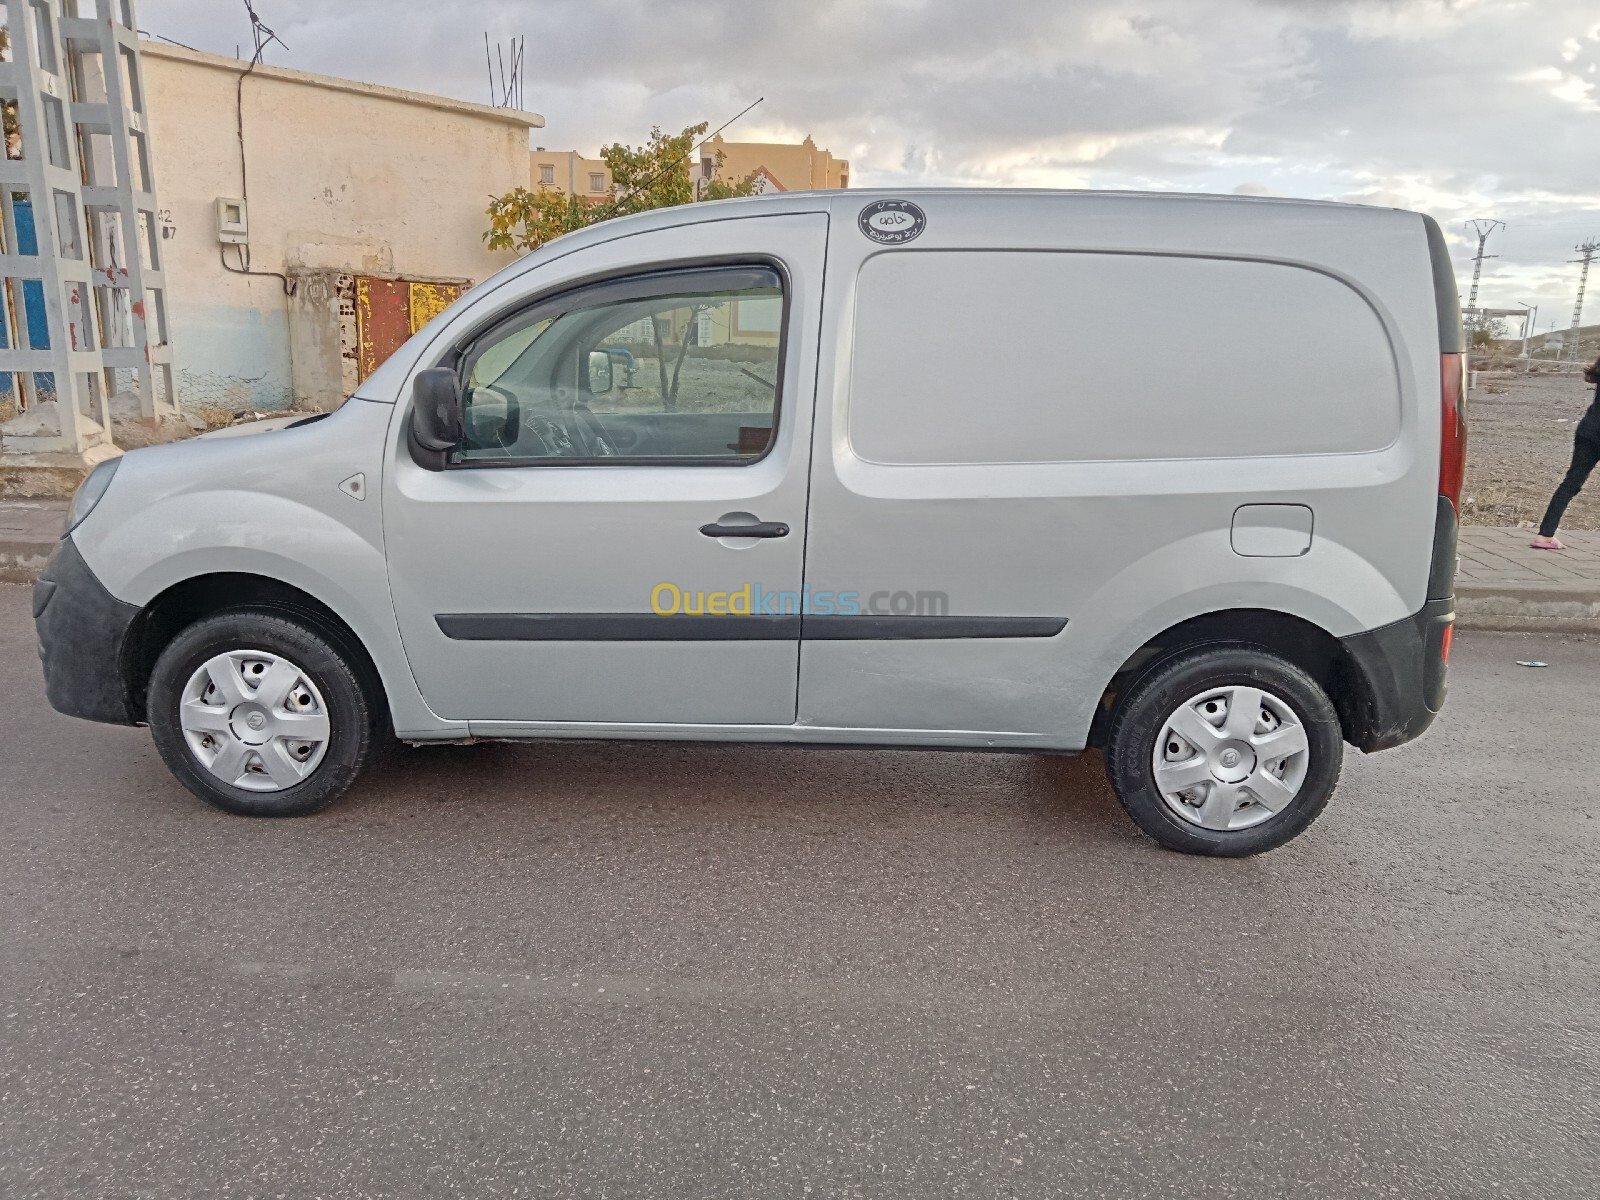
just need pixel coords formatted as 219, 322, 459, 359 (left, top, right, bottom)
484, 33, 527, 109
241, 0, 286, 66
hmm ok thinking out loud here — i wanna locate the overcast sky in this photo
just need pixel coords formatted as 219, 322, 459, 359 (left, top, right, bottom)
141, 0, 1599, 331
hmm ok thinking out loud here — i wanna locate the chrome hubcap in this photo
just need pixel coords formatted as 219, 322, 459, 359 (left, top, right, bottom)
178, 651, 331, 792
1152, 685, 1310, 831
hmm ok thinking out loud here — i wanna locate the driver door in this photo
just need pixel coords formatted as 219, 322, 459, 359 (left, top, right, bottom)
383, 214, 826, 727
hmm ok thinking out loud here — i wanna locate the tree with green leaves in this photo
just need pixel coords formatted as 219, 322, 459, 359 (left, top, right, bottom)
485, 121, 758, 255
483, 186, 592, 254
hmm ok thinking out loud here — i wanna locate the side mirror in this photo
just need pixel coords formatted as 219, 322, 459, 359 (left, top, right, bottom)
411, 368, 463, 451
587, 350, 614, 395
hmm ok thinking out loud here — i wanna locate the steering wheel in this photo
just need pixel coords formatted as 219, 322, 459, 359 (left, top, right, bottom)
570, 403, 619, 457
518, 409, 615, 458
466, 386, 619, 459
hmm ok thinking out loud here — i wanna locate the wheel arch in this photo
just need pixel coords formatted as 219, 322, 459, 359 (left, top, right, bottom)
121, 572, 388, 727
1085, 608, 1376, 751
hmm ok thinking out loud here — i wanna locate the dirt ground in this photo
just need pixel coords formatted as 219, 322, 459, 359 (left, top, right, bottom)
1461, 367, 1599, 530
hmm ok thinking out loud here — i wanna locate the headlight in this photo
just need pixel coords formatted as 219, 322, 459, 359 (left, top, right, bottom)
64, 456, 122, 536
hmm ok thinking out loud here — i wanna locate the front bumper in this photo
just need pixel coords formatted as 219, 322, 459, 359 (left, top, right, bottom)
1338, 595, 1455, 753
33, 536, 141, 726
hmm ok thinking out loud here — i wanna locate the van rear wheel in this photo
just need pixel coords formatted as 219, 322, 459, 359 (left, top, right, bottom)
1105, 645, 1342, 856
147, 610, 381, 817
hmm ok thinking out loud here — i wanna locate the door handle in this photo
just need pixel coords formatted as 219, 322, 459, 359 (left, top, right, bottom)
700, 520, 789, 539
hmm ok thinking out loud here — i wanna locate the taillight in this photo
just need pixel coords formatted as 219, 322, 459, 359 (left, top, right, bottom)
1440, 623, 1454, 665
1440, 352, 1467, 513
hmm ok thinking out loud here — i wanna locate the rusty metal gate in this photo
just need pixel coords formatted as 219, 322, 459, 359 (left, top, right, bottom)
353, 277, 467, 383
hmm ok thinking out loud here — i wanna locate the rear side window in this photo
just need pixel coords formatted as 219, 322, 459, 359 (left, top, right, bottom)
847, 251, 1401, 466
458, 267, 784, 464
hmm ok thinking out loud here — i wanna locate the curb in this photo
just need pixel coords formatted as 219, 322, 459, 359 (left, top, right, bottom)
1455, 582, 1600, 635
0, 541, 52, 585
0, 500, 66, 584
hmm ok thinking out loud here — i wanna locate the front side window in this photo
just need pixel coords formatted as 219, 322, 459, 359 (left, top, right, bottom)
458, 267, 784, 464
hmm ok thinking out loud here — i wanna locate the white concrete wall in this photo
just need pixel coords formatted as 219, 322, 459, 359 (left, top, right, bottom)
141, 43, 542, 411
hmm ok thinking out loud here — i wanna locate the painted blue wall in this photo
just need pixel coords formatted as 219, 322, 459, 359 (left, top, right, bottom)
167, 301, 295, 413
0, 200, 55, 398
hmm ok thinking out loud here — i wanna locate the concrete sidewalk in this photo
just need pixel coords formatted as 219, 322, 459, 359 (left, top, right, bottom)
0, 498, 66, 583
1455, 526, 1600, 633
1, 498, 1597, 632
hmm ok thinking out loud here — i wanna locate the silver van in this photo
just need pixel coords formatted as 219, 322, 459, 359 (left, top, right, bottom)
34, 190, 1464, 856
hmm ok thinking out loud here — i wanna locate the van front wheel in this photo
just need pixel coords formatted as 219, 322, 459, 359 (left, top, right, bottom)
1105, 645, 1343, 856
147, 610, 381, 817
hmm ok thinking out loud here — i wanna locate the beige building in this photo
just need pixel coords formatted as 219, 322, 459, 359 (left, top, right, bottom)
530, 135, 849, 199
141, 43, 544, 411
121, 44, 845, 415
698, 134, 849, 192
530, 149, 614, 199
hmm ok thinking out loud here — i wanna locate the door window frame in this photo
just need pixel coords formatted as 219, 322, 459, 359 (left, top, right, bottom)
433, 260, 793, 471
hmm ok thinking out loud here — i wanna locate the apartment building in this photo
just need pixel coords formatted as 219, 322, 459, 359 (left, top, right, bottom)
697, 134, 849, 192
530, 135, 848, 198
529, 149, 615, 199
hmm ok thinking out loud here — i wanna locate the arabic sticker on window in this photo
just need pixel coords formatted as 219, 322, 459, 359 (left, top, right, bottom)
859, 199, 926, 245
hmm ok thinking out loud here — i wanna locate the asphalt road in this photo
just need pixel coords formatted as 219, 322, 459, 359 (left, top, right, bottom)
1, 583, 1596, 1199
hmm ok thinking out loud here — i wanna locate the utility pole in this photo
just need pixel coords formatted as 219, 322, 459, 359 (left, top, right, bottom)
1517, 302, 1538, 365
1566, 239, 1599, 362
1463, 219, 1504, 326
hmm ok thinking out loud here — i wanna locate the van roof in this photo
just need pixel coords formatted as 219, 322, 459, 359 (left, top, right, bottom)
602, 186, 1411, 229
575, 184, 1403, 236
490, 187, 1423, 295
717, 186, 1402, 213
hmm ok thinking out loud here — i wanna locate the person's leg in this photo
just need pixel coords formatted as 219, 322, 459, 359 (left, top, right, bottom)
1536, 435, 1600, 543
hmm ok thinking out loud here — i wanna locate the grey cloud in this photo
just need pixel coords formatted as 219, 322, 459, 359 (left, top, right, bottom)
141, 0, 1600, 310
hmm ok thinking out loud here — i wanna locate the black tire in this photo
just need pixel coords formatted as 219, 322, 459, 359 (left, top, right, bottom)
147, 609, 382, 817
1105, 644, 1343, 857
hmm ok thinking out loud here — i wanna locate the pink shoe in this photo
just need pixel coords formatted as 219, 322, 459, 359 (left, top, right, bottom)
1531, 535, 1565, 551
